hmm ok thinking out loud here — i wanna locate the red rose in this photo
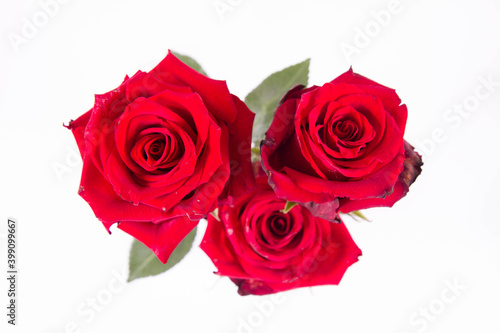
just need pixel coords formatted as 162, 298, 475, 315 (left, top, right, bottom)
67, 51, 255, 263
261, 68, 422, 218
201, 171, 361, 295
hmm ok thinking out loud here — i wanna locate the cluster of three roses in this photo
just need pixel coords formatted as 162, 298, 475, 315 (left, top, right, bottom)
67, 51, 422, 295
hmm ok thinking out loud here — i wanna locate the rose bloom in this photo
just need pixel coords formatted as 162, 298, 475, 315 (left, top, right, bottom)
201, 171, 361, 295
67, 51, 254, 263
261, 69, 422, 218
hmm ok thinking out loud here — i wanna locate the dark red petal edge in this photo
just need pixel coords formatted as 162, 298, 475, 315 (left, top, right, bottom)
339, 140, 423, 213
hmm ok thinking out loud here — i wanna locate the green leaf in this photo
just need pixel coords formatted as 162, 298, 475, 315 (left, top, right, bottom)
282, 201, 298, 214
171, 51, 208, 76
251, 147, 261, 163
210, 208, 219, 221
128, 227, 197, 282
348, 210, 370, 222
245, 59, 310, 147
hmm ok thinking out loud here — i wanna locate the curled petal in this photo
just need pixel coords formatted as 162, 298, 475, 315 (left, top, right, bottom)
118, 217, 198, 264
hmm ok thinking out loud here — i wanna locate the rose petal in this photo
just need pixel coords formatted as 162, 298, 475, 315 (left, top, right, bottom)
78, 154, 173, 225
219, 95, 256, 200
118, 217, 198, 264
150, 51, 237, 124
66, 109, 92, 157
200, 215, 249, 279
84, 78, 129, 174
339, 141, 423, 213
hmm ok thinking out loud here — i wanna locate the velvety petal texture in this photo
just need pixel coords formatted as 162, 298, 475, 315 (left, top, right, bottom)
67, 51, 255, 264
201, 175, 361, 295
339, 141, 423, 213
261, 68, 422, 217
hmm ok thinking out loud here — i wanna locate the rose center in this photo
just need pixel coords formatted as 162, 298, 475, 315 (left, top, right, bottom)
270, 215, 289, 236
333, 120, 359, 142
146, 139, 166, 162
131, 130, 184, 173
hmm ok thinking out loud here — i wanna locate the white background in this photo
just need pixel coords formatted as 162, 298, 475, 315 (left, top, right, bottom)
1, 0, 500, 332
